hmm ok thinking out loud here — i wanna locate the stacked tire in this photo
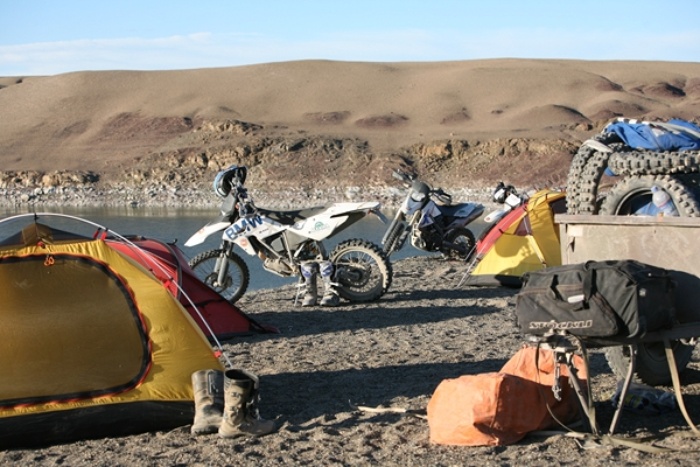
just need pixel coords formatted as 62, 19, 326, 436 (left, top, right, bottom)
565, 131, 700, 385
566, 132, 700, 216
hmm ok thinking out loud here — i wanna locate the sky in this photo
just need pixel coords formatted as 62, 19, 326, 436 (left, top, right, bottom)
1, 0, 699, 76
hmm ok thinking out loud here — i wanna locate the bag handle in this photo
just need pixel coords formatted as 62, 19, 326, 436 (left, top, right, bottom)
546, 266, 594, 307
582, 266, 594, 302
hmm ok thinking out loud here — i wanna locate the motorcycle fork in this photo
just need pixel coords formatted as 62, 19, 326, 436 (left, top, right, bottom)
215, 242, 234, 286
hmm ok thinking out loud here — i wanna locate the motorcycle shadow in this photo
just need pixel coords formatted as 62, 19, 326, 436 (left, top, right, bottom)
236, 291, 511, 341
381, 285, 515, 304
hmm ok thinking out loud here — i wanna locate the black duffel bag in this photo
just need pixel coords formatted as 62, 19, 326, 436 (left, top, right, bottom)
515, 260, 676, 338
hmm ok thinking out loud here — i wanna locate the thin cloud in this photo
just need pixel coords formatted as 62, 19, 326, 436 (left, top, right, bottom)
2, 28, 698, 76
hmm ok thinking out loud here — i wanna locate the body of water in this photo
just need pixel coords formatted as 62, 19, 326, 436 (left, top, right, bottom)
1, 206, 486, 292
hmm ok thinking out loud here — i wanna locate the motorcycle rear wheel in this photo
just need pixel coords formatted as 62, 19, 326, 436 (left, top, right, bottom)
330, 239, 393, 302
444, 227, 476, 260
188, 248, 250, 303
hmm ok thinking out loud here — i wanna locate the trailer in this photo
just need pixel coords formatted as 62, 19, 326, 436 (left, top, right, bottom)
531, 214, 700, 436
557, 215, 700, 323
556, 214, 700, 385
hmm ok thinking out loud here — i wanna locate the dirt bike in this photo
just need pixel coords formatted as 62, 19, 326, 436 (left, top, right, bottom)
184, 165, 393, 304
381, 170, 484, 260
481, 182, 528, 225
466, 182, 529, 264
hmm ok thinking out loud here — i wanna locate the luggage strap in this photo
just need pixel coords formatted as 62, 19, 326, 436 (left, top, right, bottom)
530, 333, 700, 453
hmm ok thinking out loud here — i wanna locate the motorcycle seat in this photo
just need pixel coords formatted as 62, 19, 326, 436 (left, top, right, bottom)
438, 204, 467, 217
438, 203, 485, 218
256, 206, 327, 225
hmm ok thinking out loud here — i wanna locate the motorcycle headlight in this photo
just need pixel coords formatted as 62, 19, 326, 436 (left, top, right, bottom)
410, 181, 430, 202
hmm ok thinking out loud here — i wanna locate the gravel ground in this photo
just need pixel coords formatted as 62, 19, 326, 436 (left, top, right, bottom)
2, 256, 700, 466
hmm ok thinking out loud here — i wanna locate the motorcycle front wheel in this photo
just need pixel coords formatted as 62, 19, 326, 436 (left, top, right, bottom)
330, 239, 393, 302
188, 248, 250, 303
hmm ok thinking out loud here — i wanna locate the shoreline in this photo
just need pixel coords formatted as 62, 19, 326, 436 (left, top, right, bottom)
0, 185, 498, 212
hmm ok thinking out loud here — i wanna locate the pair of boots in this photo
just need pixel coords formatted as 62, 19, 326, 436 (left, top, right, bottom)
191, 369, 276, 438
300, 260, 340, 307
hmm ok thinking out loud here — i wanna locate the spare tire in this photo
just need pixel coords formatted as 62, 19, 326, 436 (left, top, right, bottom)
608, 149, 700, 176
599, 174, 700, 217
566, 132, 621, 214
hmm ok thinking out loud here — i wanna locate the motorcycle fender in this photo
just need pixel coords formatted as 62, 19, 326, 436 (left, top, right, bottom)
371, 209, 389, 224
402, 197, 424, 217
184, 220, 231, 247
484, 207, 511, 224
325, 201, 381, 215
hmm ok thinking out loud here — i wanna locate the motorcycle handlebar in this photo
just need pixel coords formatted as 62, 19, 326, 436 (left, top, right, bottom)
392, 170, 418, 186
227, 185, 258, 218
432, 188, 452, 204
394, 170, 455, 200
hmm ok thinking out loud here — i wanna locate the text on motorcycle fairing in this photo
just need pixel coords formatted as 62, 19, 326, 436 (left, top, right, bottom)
226, 215, 264, 238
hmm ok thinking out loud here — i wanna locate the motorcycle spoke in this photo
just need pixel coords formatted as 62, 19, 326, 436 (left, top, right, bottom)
330, 239, 393, 302
188, 249, 250, 303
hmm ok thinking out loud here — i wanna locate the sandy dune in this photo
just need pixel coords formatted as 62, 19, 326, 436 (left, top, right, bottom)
1, 59, 699, 175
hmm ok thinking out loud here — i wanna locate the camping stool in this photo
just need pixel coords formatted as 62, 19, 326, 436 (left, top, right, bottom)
527, 328, 700, 438
526, 333, 602, 435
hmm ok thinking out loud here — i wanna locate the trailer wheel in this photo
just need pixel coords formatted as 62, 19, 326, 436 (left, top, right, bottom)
599, 173, 700, 385
604, 341, 695, 386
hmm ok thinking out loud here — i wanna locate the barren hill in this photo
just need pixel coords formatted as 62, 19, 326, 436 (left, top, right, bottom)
1, 59, 699, 205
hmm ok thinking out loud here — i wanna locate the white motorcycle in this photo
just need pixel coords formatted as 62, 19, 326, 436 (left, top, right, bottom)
185, 166, 393, 304
381, 170, 484, 259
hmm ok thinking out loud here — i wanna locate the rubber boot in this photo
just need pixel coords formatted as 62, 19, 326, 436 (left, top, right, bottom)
319, 260, 340, 307
300, 262, 318, 307
190, 369, 224, 435
219, 369, 276, 439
